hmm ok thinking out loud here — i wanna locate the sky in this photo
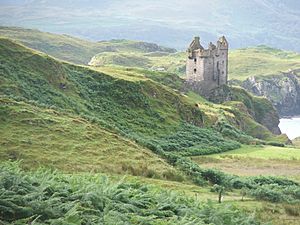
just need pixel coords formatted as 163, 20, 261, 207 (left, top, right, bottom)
0, 0, 300, 51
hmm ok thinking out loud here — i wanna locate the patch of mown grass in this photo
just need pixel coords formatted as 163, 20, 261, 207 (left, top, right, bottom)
210, 145, 300, 161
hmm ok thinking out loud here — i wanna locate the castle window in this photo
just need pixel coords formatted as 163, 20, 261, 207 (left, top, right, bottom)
222, 60, 224, 64
222, 71, 224, 74
194, 68, 197, 73
194, 58, 197, 62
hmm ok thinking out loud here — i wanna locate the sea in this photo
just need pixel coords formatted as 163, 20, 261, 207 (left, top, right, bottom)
279, 116, 300, 140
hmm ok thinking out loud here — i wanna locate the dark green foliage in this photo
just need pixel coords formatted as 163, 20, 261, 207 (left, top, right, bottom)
249, 184, 300, 203
130, 134, 300, 203
0, 162, 261, 225
151, 123, 241, 156
0, 38, 203, 140
215, 119, 258, 144
266, 141, 285, 147
250, 176, 299, 187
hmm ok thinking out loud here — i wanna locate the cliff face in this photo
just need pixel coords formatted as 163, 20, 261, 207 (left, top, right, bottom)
238, 71, 300, 117
206, 85, 281, 136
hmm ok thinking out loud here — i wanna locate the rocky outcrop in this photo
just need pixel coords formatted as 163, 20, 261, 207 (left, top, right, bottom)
237, 70, 300, 117
206, 85, 281, 135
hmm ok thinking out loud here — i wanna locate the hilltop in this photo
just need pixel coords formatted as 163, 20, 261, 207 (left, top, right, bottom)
2, 26, 299, 80
0, 26, 175, 65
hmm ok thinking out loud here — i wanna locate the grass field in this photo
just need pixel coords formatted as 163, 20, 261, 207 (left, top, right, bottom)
192, 145, 300, 182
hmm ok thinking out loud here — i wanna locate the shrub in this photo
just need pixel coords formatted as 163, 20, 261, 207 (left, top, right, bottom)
0, 162, 260, 225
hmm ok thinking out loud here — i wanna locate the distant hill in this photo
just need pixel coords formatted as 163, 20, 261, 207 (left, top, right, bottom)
0, 26, 176, 65
229, 45, 300, 80
1, 0, 300, 52
2, 26, 299, 82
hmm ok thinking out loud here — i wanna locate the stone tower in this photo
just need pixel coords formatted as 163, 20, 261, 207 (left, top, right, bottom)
186, 36, 228, 94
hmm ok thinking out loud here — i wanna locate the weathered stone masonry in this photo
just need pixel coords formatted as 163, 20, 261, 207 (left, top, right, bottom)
186, 36, 228, 95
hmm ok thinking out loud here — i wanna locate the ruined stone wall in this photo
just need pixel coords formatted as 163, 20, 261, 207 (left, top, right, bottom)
216, 48, 228, 85
186, 36, 228, 95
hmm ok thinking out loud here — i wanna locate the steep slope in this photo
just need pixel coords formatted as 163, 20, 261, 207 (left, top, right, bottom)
236, 71, 300, 116
0, 98, 179, 179
0, 38, 284, 151
0, 38, 245, 158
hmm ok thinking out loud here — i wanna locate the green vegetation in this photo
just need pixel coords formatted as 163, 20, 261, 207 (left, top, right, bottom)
229, 45, 300, 80
2, 26, 299, 83
1, 34, 299, 224
0, 26, 175, 65
0, 162, 261, 225
192, 145, 300, 182
89, 51, 186, 75
210, 145, 300, 161
293, 137, 300, 147
0, 98, 181, 180
150, 123, 241, 156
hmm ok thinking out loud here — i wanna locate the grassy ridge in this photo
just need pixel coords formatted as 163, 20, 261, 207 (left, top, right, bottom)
229, 45, 300, 80
0, 98, 181, 180
0, 26, 175, 65
89, 46, 300, 81
2, 26, 299, 82
0, 38, 202, 139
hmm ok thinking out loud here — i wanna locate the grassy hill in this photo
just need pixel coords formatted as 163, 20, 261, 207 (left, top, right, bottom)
89, 46, 300, 81
1, 36, 300, 224
2, 26, 299, 83
229, 45, 300, 80
0, 98, 180, 180
0, 26, 176, 65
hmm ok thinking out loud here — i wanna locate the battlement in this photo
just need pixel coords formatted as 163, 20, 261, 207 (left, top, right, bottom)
186, 36, 229, 95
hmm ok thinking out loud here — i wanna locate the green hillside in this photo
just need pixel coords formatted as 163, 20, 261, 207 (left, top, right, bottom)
229, 45, 300, 80
0, 26, 175, 65
89, 45, 300, 81
1, 37, 288, 148
2, 26, 299, 83
0, 98, 180, 179
1, 37, 300, 224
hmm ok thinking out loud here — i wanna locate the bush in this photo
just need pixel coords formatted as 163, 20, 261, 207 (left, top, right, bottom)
152, 123, 241, 156
0, 162, 260, 225
249, 185, 285, 202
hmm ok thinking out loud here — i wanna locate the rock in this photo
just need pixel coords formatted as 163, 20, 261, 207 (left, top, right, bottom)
206, 85, 281, 135
240, 70, 300, 117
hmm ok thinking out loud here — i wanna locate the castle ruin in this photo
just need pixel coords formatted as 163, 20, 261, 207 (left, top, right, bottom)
186, 36, 228, 95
